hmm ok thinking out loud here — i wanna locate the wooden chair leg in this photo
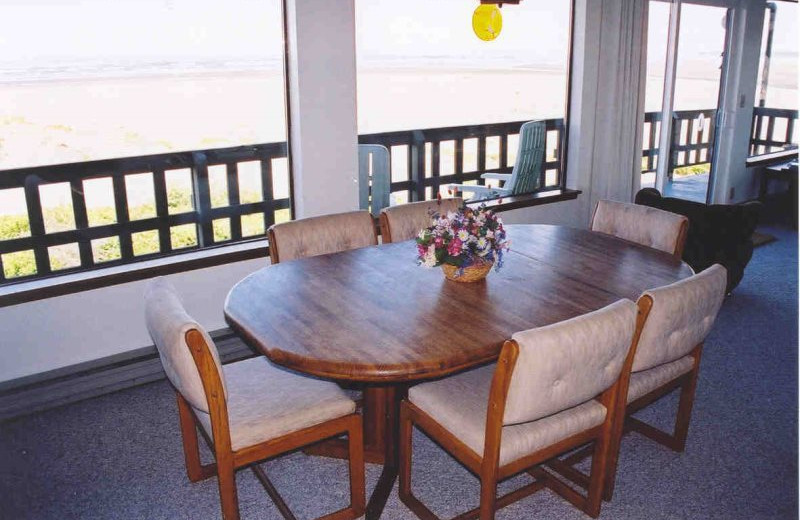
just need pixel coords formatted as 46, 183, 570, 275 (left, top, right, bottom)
216, 457, 240, 520
398, 404, 440, 520
673, 363, 700, 452
177, 393, 217, 482
478, 475, 498, 520
585, 433, 610, 518
348, 415, 366, 517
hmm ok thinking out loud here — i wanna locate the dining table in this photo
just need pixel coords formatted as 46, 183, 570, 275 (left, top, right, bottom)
223, 224, 693, 519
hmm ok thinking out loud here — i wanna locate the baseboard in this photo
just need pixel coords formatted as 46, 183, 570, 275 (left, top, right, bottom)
0, 328, 256, 422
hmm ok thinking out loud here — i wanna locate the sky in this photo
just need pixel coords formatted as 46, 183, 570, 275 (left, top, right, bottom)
3, 0, 793, 65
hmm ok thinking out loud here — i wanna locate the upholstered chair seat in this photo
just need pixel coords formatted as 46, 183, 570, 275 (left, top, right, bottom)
591, 199, 689, 257
409, 364, 608, 467
399, 299, 640, 520
145, 277, 365, 520
194, 357, 356, 451
379, 198, 463, 243
268, 210, 377, 263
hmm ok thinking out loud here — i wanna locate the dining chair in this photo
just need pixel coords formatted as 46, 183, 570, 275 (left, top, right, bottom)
447, 120, 546, 201
144, 277, 365, 520
379, 197, 463, 243
591, 199, 689, 258
398, 298, 641, 520
604, 263, 727, 497
554, 264, 727, 501
267, 210, 378, 263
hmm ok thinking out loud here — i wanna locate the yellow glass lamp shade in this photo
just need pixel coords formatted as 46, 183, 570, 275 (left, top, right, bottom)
472, 4, 503, 41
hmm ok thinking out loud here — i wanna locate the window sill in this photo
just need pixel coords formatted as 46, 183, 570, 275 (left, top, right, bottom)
0, 189, 580, 307
465, 188, 581, 212
0, 239, 269, 308
746, 148, 798, 168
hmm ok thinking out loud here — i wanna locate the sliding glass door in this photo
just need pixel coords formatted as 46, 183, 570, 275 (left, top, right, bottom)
643, 0, 731, 203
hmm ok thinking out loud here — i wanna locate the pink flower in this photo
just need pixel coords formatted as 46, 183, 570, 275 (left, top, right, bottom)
448, 238, 462, 256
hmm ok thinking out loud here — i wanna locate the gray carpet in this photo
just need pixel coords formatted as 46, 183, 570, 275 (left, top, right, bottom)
1, 226, 797, 519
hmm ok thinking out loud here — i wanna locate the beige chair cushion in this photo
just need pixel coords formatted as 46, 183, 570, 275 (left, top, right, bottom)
145, 277, 226, 413
269, 210, 377, 263
196, 357, 356, 451
380, 198, 463, 243
633, 264, 727, 372
504, 299, 637, 426
591, 199, 688, 255
409, 364, 607, 467
627, 355, 694, 403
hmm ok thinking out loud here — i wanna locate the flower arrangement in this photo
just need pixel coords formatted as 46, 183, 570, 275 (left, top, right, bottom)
416, 204, 509, 277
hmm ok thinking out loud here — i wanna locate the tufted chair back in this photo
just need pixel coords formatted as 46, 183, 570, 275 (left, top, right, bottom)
591, 199, 689, 257
379, 198, 463, 243
268, 210, 378, 263
503, 299, 637, 426
144, 277, 226, 413
632, 264, 726, 373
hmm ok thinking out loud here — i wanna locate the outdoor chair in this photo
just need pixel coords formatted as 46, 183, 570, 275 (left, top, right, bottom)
358, 144, 391, 218
399, 299, 640, 520
267, 210, 378, 263
591, 199, 689, 258
379, 197, 463, 243
144, 277, 365, 520
556, 264, 727, 501
447, 120, 545, 201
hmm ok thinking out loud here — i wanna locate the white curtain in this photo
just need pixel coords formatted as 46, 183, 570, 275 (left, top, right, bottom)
587, 0, 648, 208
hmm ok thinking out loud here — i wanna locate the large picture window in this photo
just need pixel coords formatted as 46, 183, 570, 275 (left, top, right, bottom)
356, 0, 572, 203
0, 0, 289, 283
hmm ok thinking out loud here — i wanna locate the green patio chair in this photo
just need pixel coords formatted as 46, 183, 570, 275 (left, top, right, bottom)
448, 120, 546, 201
358, 144, 391, 217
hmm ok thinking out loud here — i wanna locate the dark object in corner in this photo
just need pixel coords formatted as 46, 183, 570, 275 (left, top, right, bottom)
635, 188, 762, 293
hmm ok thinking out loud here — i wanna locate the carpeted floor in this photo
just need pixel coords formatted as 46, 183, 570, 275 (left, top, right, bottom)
1, 226, 797, 520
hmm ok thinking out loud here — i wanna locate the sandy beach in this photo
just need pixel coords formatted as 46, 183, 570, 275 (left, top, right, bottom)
3, 66, 795, 173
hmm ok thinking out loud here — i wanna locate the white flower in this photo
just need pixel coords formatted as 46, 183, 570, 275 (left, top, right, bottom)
476, 237, 488, 249
457, 229, 470, 241
417, 229, 428, 240
423, 247, 438, 267
486, 230, 494, 239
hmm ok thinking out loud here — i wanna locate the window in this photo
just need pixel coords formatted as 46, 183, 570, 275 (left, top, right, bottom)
355, 0, 572, 203
751, 1, 798, 156
0, 0, 289, 284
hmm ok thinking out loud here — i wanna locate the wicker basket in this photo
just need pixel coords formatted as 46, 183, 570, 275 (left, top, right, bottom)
441, 261, 494, 282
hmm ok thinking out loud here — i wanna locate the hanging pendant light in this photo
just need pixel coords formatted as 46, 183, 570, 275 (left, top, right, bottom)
472, 1, 520, 42
472, 4, 503, 41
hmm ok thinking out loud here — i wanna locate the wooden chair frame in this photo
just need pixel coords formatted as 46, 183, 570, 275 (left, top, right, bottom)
589, 201, 689, 259
176, 328, 365, 520
378, 212, 396, 244
397, 301, 649, 520
552, 295, 704, 501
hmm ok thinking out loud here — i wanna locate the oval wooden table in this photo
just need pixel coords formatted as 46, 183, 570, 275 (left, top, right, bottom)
224, 224, 693, 519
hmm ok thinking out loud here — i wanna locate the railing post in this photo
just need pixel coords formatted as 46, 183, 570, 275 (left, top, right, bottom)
409, 130, 425, 202
192, 152, 214, 248
23, 174, 50, 276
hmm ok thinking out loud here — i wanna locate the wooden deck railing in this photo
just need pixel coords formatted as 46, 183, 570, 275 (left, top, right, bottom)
750, 106, 798, 156
0, 143, 290, 283
0, 106, 795, 285
358, 118, 566, 204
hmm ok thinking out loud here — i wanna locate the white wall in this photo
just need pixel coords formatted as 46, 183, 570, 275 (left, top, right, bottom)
0, 258, 265, 382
